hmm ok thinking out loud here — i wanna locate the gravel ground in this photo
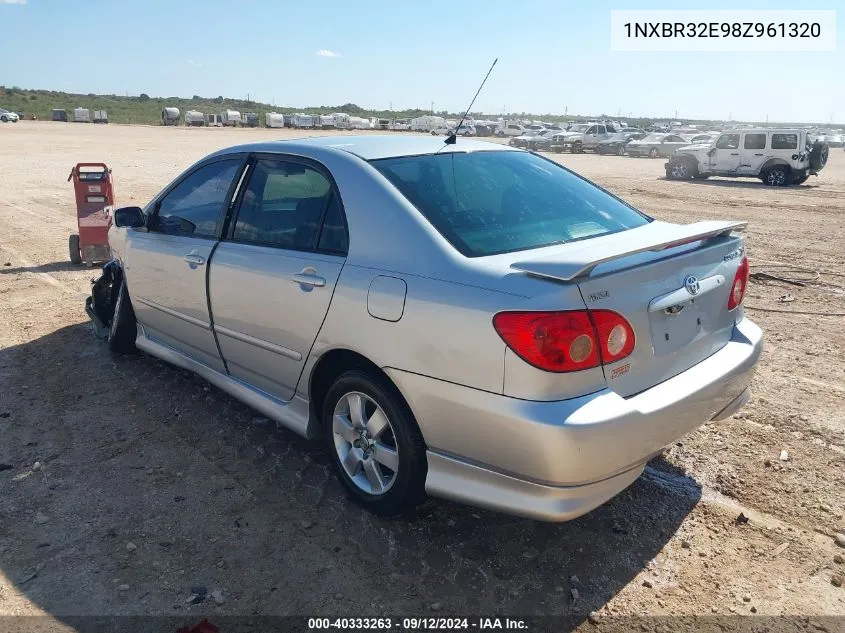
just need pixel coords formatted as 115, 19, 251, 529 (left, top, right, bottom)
0, 123, 844, 632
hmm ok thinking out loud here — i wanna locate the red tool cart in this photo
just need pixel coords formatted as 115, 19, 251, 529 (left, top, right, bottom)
67, 163, 114, 265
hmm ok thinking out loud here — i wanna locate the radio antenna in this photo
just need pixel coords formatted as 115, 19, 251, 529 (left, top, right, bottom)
444, 58, 498, 146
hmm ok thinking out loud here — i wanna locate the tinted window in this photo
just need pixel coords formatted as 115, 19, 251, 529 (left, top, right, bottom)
232, 159, 333, 250
317, 195, 349, 254
155, 160, 240, 237
371, 151, 649, 257
744, 133, 766, 150
586, 126, 597, 134
771, 133, 798, 150
716, 134, 740, 150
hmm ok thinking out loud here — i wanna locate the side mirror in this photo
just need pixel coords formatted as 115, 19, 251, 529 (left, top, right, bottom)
114, 206, 145, 228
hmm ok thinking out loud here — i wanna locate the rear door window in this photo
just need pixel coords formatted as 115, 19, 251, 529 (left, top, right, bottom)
743, 133, 767, 150
371, 151, 649, 257
232, 159, 342, 252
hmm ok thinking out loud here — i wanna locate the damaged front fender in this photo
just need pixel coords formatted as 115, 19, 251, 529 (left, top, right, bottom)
85, 259, 123, 339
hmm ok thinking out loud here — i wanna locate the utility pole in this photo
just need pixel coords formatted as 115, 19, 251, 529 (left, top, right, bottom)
431, 101, 434, 114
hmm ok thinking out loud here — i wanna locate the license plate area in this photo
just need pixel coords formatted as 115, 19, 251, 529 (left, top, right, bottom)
649, 298, 710, 356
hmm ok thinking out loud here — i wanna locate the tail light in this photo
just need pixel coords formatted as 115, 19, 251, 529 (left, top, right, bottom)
590, 310, 636, 364
493, 310, 634, 373
727, 256, 749, 310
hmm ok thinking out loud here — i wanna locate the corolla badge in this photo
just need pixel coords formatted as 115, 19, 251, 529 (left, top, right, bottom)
684, 275, 700, 296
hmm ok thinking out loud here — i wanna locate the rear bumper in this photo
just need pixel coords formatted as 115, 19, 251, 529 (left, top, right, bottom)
388, 317, 762, 521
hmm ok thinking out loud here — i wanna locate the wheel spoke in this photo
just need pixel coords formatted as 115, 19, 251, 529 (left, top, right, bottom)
333, 414, 357, 444
346, 393, 366, 428
365, 408, 389, 439
372, 441, 399, 472
342, 447, 363, 477
362, 458, 385, 494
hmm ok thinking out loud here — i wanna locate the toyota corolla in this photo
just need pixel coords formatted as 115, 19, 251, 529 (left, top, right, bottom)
87, 136, 762, 521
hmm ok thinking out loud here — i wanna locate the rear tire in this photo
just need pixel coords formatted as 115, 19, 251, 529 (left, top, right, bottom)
322, 370, 427, 516
762, 166, 791, 186
649, 147, 659, 159
69, 234, 82, 264
616, 144, 626, 156
108, 279, 138, 354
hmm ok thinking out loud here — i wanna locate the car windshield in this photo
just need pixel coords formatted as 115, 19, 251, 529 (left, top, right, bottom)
641, 134, 666, 142
370, 151, 649, 257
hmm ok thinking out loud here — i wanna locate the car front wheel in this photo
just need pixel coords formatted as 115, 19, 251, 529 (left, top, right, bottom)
323, 370, 427, 516
649, 147, 659, 158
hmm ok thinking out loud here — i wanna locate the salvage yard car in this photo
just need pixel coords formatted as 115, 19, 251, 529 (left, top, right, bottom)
87, 136, 763, 521
0, 108, 20, 123
626, 133, 690, 158
666, 129, 829, 186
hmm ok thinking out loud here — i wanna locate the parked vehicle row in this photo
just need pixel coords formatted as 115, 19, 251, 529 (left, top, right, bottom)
0, 108, 20, 123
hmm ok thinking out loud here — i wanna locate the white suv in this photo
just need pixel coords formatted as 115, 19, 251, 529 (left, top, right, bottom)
666, 128, 828, 186
0, 108, 20, 123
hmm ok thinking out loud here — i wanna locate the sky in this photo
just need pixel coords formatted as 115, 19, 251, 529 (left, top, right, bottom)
0, 0, 842, 123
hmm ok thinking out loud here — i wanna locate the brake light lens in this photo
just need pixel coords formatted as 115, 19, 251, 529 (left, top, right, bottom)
727, 256, 749, 310
590, 310, 636, 363
493, 310, 635, 373
493, 311, 600, 372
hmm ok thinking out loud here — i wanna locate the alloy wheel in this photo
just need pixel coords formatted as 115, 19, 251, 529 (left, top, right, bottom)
332, 392, 399, 495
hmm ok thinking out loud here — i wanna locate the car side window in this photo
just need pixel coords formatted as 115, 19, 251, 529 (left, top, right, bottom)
232, 159, 336, 251
586, 126, 597, 135
596, 125, 606, 135
771, 133, 798, 150
715, 134, 740, 150
317, 194, 349, 255
155, 159, 241, 238
744, 133, 766, 150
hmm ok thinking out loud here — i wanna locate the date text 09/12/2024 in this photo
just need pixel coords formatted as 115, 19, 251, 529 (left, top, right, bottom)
307, 617, 529, 630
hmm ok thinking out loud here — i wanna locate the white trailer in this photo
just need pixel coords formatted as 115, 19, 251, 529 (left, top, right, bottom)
184, 110, 204, 126
348, 116, 368, 129
315, 115, 336, 129
93, 110, 108, 124
293, 113, 314, 128
72, 107, 90, 123
221, 110, 241, 127
161, 107, 180, 126
411, 115, 446, 132
331, 113, 350, 129
205, 113, 223, 127
265, 112, 285, 128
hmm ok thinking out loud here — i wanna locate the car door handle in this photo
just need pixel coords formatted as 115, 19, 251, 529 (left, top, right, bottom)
754, 153, 763, 156
184, 253, 206, 266
730, 153, 739, 155
291, 272, 326, 287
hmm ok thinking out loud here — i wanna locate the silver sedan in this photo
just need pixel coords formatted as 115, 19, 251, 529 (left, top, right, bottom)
91, 136, 763, 521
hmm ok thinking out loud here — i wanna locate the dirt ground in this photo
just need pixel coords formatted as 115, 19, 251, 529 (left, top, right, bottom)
1, 122, 844, 632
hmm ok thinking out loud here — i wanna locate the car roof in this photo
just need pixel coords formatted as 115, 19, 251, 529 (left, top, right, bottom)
212, 135, 513, 161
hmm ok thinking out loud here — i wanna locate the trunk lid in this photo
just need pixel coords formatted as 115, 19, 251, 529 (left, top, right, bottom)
511, 221, 747, 397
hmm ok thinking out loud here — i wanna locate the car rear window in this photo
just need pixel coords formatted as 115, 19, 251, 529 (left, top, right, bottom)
370, 151, 649, 257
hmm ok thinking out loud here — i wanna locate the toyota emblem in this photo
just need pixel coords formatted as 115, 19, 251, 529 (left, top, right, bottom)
684, 275, 700, 296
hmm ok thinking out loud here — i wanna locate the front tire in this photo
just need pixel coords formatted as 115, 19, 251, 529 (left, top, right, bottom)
69, 234, 82, 264
571, 141, 582, 154
323, 370, 426, 516
666, 157, 697, 180
649, 147, 659, 159
616, 144, 626, 156
108, 279, 138, 354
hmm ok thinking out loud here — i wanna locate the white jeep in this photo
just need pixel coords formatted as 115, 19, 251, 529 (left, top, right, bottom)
666, 128, 829, 186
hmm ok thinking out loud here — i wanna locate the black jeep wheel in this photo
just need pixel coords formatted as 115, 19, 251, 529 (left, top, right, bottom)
763, 166, 791, 187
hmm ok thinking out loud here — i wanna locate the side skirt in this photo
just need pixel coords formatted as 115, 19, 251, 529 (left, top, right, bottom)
135, 330, 313, 438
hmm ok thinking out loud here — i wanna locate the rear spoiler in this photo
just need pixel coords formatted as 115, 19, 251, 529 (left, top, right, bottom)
510, 220, 747, 282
